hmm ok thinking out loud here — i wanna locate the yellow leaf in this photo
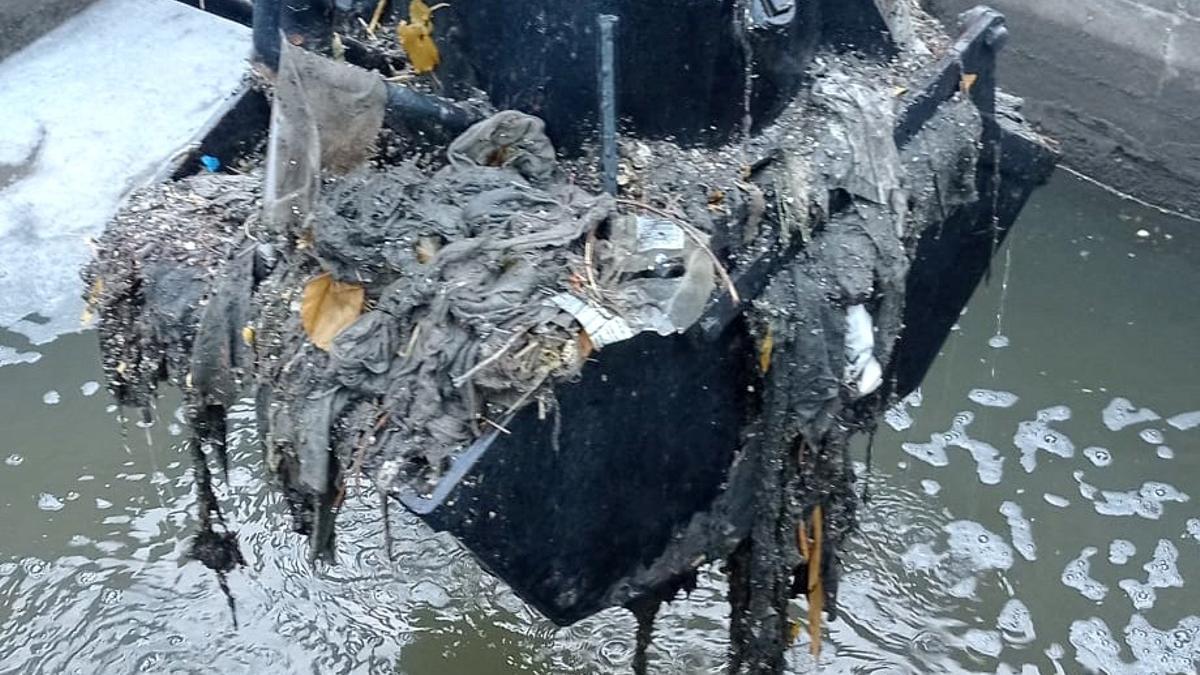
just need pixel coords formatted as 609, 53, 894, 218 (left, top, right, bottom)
789, 619, 802, 644
300, 272, 365, 351
807, 505, 824, 658
758, 326, 773, 374
960, 73, 978, 96
397, 0, 446, 74
241, 325, 256, 346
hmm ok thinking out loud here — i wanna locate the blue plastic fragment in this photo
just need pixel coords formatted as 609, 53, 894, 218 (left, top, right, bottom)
200, 155, 220, 172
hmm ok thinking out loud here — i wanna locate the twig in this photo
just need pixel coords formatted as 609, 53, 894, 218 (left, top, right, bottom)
400, 324, 420, 358
503, 371, 550, 418
334, 411, 390, 509
583, 231, 600, 297
366, 0, 388, 37
242, 214, 260, 242
452, 328, 528, 388
615, 198, 741, 303
480, 416, 511, 435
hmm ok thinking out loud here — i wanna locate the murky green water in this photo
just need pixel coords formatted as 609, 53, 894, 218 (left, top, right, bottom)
1, 171, 1197, 673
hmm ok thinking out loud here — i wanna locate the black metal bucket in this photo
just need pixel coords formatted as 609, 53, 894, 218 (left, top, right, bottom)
168, 3, 1055, 627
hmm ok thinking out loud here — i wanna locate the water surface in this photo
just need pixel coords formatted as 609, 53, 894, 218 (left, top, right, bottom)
1, 171, 1197, 673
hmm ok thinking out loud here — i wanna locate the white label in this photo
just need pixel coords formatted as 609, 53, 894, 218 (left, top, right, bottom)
635, 216, 685, 251
547, 294, 635, 348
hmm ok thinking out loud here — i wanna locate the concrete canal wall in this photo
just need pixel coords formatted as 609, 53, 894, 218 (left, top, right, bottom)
925, 0, 1200, 216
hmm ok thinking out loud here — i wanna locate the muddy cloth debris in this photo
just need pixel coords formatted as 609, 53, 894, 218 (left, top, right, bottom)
82, 171, 262, 623
254, 106, 724, 553
86, 23, 987, 670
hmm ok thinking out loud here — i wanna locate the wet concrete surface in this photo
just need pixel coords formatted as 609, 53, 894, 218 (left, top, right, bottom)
0, 170, 1197, 672
0, 0, 249, 346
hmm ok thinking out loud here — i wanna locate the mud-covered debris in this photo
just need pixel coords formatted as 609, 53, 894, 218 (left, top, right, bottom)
86, 7, 993, 667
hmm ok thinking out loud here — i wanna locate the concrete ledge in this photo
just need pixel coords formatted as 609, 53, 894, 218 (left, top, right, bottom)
925, 0, 1200, 216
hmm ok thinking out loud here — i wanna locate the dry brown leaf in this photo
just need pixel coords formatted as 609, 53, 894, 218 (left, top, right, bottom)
397, 0, 446, 74
960, 73, 978, 96
241, 325, 256, 346
578, 331, 595, 361
301, 272, 365, 351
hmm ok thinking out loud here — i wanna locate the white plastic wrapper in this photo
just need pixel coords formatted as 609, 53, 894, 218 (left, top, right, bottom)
844, 304, 883, 397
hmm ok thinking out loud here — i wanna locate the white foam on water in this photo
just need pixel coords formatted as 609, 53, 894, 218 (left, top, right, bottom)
5, 453, 24, 466
1039, 405, 1071, 422
0, 345, 41, 366
905, 387, 923, 407
1157, 445, 1175, 459
1109, 539, 1136, 565
1082, 446, 1112, 467
80, 381, 100, 396
1144, 539, 1183, 589
947, 576, 977, 599
959, 438, 1004, 485
968, 388, 1019, 408
1167, 410, 1200, 431
944, 520, 1014, 571
994, 663, 1039, 675
1069, 617, 1124, 673
962, 628, 1003, 657
999, 501, 1037, 561
1119, 579, 1158, 611
900, 543, 945, 572
1074, 470, 1098, 500
1102, 397, 1161, 431
988, 334, 1010, 349
0, 0, 250, 345
884, 403, 914, 431
1061, 547, 1107, 601
1077, 475, 1189, 520
1043, 493, 1070, 508
1188, 518, 1200, 542
997, 598, 1036, 644
1139, 428, 1165, 444
42, 390, 60, 405
1014, 405, 1075, 472
1124, 614, 1200, 673
36, 493, 64, 512
903, 411, 1004, 484
901, 434, 949, 467
920, 479, 941, 496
